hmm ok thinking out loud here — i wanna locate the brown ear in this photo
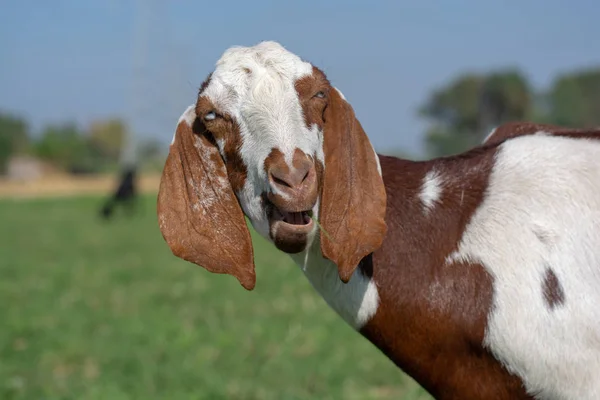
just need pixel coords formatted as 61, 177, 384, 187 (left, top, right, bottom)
320, 88, 387, 283
157, 106, 255, 290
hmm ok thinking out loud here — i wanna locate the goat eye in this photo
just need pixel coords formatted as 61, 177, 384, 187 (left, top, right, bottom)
204, 111, 217, 121
314, 91, 326, 99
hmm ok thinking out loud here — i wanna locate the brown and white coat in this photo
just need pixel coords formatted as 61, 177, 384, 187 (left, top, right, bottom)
158, 41, 600, 399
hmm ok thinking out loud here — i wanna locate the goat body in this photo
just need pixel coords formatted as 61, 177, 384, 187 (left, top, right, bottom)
293, 129, 600, 399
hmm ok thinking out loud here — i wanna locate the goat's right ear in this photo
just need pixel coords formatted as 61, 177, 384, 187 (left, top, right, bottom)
157, 105, 256, 290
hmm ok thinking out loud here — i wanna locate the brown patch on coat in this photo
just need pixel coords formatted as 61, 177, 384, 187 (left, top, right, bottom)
195, 92, 247, 194
293, 67, 327, 212
360, 150, 531, 399
542, 267, 565, 310
157, 112, 255, 290
295, 67, 330, 131
221, 119, 248, 194
264, 148, 290, 175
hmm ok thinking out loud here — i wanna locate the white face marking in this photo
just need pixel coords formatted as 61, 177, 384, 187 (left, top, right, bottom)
172, 104, 196, 145
200, 41, 323, 239
418, 170, 442, 213
450, 134, 600, 398
291, 236, 379, 329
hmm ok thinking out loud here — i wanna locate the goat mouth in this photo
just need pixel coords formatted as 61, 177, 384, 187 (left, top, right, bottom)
270, 207, 314, 230
276, 209, 313, 225
268, 206, 315, 253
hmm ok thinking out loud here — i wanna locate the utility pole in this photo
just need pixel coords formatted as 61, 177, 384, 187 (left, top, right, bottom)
101, 0, 166, 219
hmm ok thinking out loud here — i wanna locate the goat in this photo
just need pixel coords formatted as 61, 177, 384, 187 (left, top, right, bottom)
157, 41, 600, 399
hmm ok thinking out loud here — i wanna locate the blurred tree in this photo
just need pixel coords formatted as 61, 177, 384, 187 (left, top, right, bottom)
88, 119, 127, 164
0, 112, 29, 174
547, 68, 600, 127
419, 74, 484, 135
480, 70, 533, 130
34, 123, 97, 173
137, 138, 166, 172
420, 70, 533, 157
423, 126, 481, 160
138, 138, 162, 160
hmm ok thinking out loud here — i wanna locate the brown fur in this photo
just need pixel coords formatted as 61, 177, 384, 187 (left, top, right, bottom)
157, 114, 255, 290
360, 152, 531, 399
195, 95, 248, 194
360, 126, 600, 397
295, 67, 329, 131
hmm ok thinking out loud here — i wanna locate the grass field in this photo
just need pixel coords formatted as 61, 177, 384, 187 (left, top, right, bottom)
0, 194, 432, 399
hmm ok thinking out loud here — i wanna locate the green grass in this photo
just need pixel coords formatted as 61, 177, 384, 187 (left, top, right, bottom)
0, 195, 431, 400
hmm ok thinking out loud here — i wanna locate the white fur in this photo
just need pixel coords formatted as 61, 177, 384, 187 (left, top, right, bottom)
419, 170, 442, 213
450, 134, 600, 399
291, 236, 379, 329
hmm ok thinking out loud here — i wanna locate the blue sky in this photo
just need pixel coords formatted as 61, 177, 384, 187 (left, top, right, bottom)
1, 0, 599, 156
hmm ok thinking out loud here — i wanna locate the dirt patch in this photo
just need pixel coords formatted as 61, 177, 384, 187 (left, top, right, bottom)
0, 174, 161, 199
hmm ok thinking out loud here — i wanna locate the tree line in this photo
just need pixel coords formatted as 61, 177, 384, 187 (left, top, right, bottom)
1, 65, 599, 174
0, 115, 163, 175
420, 66, 600, 157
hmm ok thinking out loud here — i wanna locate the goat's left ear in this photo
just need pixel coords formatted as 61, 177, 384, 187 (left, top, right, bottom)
319, 88, 387, 283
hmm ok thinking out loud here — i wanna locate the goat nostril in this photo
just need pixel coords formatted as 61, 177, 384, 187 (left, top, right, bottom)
301, 170, 309, 183
269, 164, 313, 191
271, 174, 292, 189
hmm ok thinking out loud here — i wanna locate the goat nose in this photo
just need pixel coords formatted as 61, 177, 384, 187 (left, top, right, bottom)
269, 159, 313, 193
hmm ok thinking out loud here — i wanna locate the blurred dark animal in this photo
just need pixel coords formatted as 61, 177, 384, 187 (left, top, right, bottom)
100, 167, 138, 219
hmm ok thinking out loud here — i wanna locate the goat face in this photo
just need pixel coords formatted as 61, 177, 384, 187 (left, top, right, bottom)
195, 42, 325, 255
158, 41, 387, 290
